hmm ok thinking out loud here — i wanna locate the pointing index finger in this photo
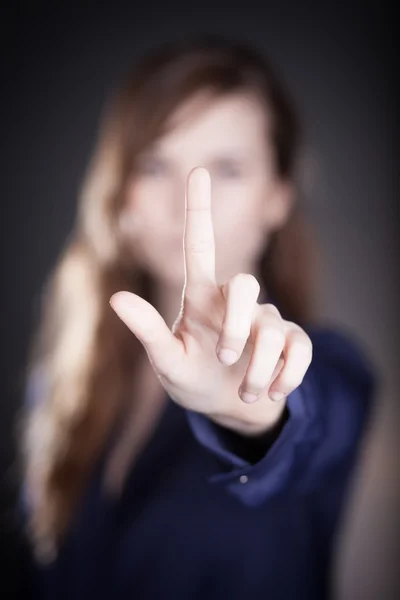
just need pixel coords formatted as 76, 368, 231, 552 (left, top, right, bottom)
183, 167, 217, 291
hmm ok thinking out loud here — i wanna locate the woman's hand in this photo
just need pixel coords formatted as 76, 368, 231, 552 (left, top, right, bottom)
110, 167, 312, 437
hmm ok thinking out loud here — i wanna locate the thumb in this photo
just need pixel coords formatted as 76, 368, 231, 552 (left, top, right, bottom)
110, 291, 183, 378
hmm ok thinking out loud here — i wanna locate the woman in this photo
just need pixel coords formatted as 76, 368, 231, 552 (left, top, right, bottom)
22, 36, 376, 599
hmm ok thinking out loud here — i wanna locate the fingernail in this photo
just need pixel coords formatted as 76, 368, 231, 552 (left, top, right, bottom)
269, 391, 285, 402
218, 349, 238, 366
241, 391, 258, 403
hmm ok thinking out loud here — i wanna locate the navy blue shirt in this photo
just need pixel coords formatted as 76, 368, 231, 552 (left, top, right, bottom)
27, 326, 376, 600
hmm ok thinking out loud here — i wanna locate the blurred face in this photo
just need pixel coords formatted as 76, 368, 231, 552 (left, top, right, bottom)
123, 91, 292, 288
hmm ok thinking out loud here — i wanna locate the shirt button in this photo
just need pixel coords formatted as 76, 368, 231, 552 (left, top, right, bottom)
239, 475, 248, 484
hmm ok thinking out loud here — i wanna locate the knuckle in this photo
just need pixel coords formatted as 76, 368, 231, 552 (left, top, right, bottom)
264, 303, 281, 317
279, 345, 312, 392
284, 319, 300, 330
243, 374, 267, 394
292, 335, 313, 363
280, 371, 303, 391
259, 305, 283, 328
259, 324, 285, 347
230, 273, 260, 296
187, 238, 214, 254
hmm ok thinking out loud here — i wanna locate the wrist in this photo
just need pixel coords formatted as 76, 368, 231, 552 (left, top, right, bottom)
210, 397, 288, 438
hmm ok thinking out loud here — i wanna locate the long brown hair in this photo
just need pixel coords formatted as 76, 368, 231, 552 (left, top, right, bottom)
22, 35, 317, 562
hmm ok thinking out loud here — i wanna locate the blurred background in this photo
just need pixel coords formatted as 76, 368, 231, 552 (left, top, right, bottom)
0, 1, 398, 598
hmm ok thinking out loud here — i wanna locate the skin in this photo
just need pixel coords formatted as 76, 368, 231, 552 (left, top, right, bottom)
110, 93, 313, 437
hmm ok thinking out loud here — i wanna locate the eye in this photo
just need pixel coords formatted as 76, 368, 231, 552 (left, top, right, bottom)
211, 159, 243, 179
136, 155, 168, 176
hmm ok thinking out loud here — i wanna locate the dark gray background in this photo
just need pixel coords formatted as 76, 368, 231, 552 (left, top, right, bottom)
1, 1, 398, 597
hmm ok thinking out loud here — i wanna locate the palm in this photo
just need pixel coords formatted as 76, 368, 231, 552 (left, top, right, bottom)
111, 167, 312, 435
